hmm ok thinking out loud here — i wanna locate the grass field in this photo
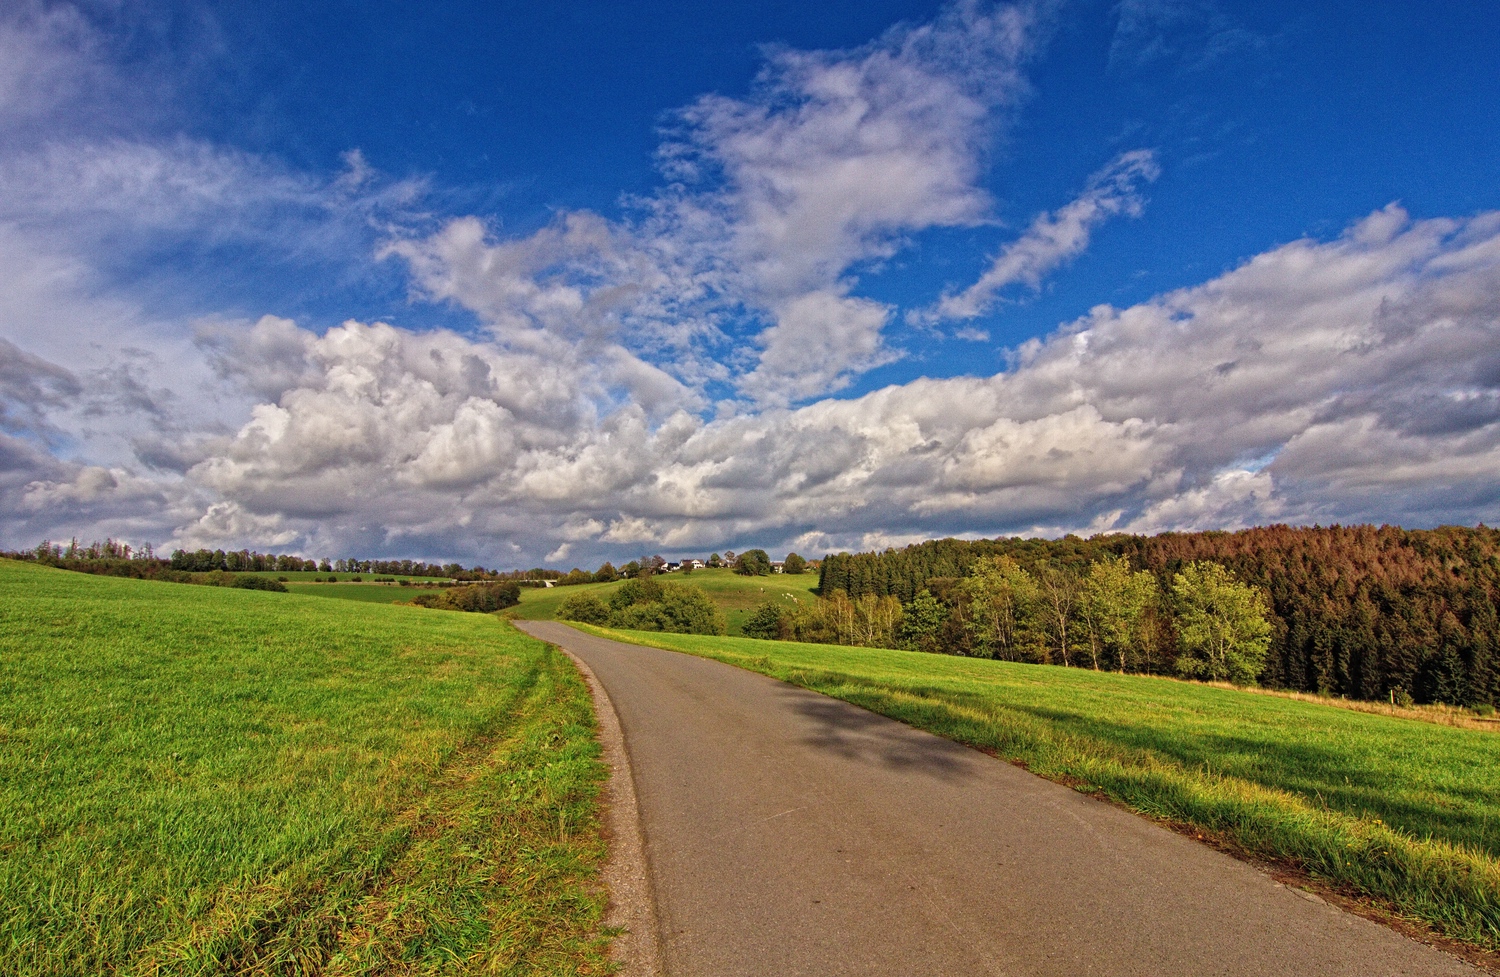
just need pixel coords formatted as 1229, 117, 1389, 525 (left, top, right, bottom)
512, 568, 819, 634
283, 581, 448, 603
0, 560, 613, 975
231, 571, 452, 582
580, 624, 1500, 952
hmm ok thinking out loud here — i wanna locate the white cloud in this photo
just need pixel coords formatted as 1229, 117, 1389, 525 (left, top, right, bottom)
5, 203, 1497, 563
1124, 468, 1279, 535
389, 0, 1042, 407
736, 292, 899, 406
661, 0, 1033, 300
179, 203, 1500, 559
920, 149, 1160, 323
21, 465, 165, 512
2, 2, 1497, 566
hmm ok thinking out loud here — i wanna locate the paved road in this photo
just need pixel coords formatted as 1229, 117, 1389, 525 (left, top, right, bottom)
517, 621, 1477, 977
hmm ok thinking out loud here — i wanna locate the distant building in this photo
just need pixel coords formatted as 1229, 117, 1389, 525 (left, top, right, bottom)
771, 561, 785, 573
684, 558, 705, 569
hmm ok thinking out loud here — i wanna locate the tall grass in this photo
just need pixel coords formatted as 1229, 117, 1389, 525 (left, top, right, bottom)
583, 625, 1500, 952
0, 559, 613, 975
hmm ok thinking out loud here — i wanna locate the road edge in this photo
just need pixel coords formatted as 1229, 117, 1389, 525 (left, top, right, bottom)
552, 633, 664, 977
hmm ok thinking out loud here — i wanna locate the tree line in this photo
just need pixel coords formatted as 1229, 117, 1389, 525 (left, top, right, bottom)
747, 555, 1272, 685
168, 549, 497, 579
9, 540, 503, 583
545, 549, 811, 586
814, 525, 1500, 706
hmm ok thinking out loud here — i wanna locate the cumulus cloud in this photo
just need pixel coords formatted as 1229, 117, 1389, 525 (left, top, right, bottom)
737, 292, 899, 406
659, 0, 1033, 299
1123, 468, 1279, 535
389, 0, 1042, 407
3, 1, 1497, 566
134, 204, 1498, 563
919, 150, 1160, 323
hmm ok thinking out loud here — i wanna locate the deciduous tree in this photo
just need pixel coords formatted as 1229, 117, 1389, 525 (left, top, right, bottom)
1080, 554, 1159, 672
958, 557, 1038, 661
1172, 561, 1272, 685
734, 549, 773, 576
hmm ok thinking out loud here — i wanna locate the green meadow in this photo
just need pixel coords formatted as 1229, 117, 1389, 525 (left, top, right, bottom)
512, 567, 818, 634
232, 571, 452, 582
579, 624, 1500, 951
283, 581, 447, 604
0, 560, 613, 975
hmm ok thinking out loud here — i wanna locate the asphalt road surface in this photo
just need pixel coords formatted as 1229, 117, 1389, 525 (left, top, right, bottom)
516, 621, 1478, 977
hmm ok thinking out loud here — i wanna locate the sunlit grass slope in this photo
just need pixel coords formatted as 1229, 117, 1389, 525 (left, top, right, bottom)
513, 568, 818, 634
283, 581, 439, 603
237, 571, 450, 582
0, 560, 612, 975
582, 624, 1500, 951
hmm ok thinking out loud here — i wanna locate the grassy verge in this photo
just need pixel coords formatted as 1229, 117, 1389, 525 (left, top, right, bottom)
579, 624, 1500, 953
513, 568, 818, 634
0, 559, 614, 975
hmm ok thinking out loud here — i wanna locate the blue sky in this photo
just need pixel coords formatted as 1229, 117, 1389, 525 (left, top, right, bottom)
2, 0, 1498, 566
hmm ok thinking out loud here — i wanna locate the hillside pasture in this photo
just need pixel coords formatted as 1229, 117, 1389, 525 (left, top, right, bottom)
579, 624, 1500, 953
228, 570, 452, 582
0, 560, 612, 975
283, 581, 453, 603
513, 567, 818, 634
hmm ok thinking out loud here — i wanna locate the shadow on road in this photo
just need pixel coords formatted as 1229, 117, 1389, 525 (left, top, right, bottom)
779, 686, 979, 783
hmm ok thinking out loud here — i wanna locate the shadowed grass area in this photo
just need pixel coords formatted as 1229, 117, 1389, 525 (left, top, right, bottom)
579, 624, 1500, 952
0, 559, 614, 975
512, 568, 818, 634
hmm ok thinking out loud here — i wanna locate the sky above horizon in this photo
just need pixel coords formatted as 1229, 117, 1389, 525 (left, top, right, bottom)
2, 0, 1498, 567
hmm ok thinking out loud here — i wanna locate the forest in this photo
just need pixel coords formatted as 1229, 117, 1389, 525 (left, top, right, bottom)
814, 525, 1500, 707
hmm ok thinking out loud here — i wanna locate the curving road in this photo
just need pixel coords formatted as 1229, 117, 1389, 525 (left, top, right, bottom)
516, 621, 1477, 977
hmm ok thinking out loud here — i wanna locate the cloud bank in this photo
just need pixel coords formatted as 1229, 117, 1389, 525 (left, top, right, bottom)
3, 1, 1498, 565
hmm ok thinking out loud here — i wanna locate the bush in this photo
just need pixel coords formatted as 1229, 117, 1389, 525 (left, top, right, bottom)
410, 581, 521, 613
605, 580, 725, 636
609, 576, 663, 611
782, 552, 807, 575
231, 576, 287, 592
743, 601, 787, 640
556, 593, 611, 625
